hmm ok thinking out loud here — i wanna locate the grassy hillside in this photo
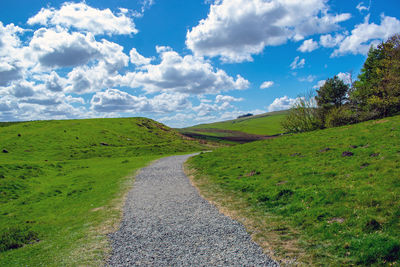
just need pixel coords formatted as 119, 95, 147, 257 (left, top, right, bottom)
0, 117, 207, 266
179, 110, 287, 144
187, 115, 400, 265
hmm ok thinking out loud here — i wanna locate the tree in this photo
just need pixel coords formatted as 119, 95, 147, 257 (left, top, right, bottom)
316, 76, 349, 109
352, 34, 400, 117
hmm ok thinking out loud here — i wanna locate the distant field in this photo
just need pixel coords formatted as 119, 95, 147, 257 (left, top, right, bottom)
0, 117, 207, 266
179, 110, 288, 144
187, 115, 400, 265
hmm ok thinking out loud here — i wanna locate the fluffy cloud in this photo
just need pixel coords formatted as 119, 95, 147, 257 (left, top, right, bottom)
186, 0, 350, 62
298, 39, 319, 52
267, 96, 299, 112
0, 22, 25, 86
332, 15, 400, 57
260, 81, 274, 89
120, 47, 249, 94
319, 33, 345, 48
28, 2, 137, 35
28, 28, 101, 69
130, 48, 152, 66
290, 56, 305, 70
90, 89, 190, 113
215, 95, 243, 103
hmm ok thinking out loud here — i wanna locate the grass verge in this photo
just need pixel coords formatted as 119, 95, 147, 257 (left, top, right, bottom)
0, 117, 208, 266
186, 116, 400, 266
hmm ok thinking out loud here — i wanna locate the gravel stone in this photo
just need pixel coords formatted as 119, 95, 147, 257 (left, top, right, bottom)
108, 154, 278, 266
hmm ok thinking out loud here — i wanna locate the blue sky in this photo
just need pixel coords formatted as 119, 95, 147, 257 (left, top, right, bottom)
0, 0, 399, 127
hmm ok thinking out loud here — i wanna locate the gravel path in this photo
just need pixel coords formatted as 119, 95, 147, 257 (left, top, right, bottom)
108, 154, 278, 266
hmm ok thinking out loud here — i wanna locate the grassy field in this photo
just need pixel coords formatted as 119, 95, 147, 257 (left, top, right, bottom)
182, 110, 287, 135
0, 117, 207, 266
179, 110, 288, 144
187, 115, 400, 265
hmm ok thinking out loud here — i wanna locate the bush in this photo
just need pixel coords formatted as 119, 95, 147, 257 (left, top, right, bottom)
324, 106, 358, 128
281, 95, 321, 133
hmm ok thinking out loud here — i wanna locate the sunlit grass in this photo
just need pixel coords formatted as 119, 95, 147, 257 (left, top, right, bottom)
0, 117, 207, 266
188, 116, 400, 265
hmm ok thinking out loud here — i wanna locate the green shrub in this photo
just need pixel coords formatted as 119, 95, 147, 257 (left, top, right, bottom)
281, 96, 321, 133
324, 106, 358, 128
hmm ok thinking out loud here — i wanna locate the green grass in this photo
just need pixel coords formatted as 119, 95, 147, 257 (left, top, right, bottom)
187, 116, 400, 265
0, 117, 207, 266
182, 110, 288, 136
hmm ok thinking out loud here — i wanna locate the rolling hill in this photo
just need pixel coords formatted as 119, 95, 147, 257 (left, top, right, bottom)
187, 115, 400, 265
0, 117, 208, 266
179, 110, 288, 144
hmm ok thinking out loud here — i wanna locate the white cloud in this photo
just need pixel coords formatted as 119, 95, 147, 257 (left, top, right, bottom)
298, 39, 319, 52
119, 47, 249, 94
215, 95, 243, 103
332, 15, 400, 57
186, 0, 350, 62
312, 72, 352, 89
90, 89, 190, 113
260, 81, 274, 89
10, 80, 36, 98
0, 22, 26, 86
313, 79, 326, 89
28, 28, 101, 69
267, 96, 299, 112
299, 75, 316, 82
319, 33, 345, 48
28, 2, 137, 35
130, 48, 152, 66
337, 72, 352, 85
290, 56, 305, 70
356, 2, 370, 13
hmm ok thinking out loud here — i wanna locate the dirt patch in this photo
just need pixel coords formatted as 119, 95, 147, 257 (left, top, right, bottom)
180, 128, 281, 144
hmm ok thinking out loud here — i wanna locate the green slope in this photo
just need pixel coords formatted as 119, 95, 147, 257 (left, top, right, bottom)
0, 117, 207, 266
187, 115, 400, 265
179, 111, 288, 144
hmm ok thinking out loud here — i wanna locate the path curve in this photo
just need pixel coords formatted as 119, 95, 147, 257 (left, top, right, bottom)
108, 154, 278, 266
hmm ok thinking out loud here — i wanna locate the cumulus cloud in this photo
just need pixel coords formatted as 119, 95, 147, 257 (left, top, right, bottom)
28, 28, 101, 69
28, 2, 137, 35
0, 22, 26, 86
120, 47, 249, 94
215, 95, 243, 103
319, 33, 345, 48
130, 48, 152, 66
298, 39, 319, 52
332, 15, 400, 57
260, 81, 274, 89
267, 96, 299, 112
90, 89, 190, 113
186, 0, 350, 62
290, 56, 305, 70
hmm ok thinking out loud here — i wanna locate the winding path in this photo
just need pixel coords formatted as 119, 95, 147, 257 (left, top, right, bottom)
108, 154, 278, 266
